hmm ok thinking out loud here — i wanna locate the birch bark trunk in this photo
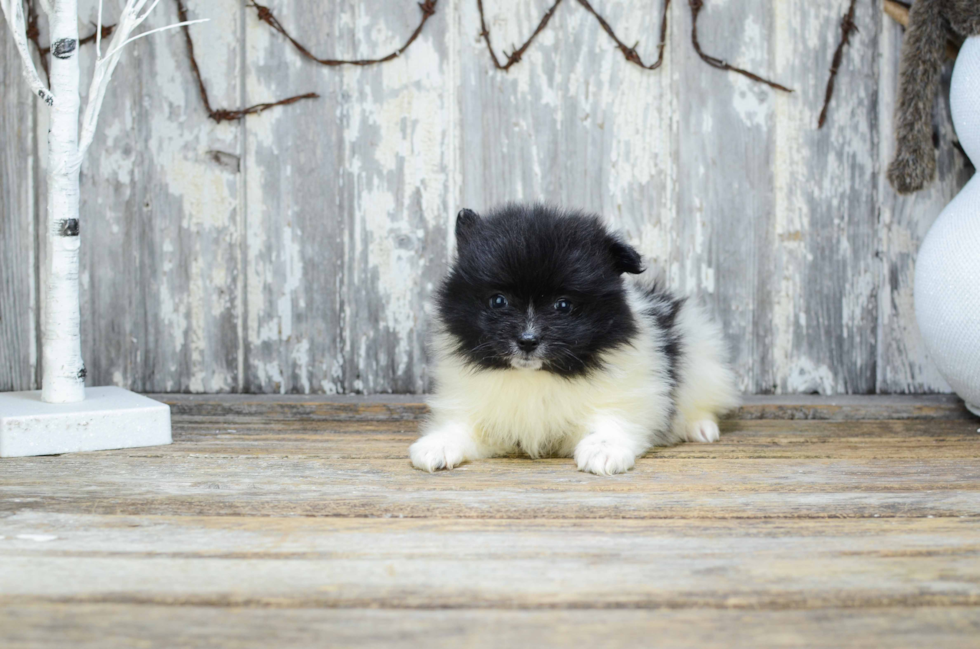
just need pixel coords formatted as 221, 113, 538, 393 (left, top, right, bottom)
41, 0, 85, 403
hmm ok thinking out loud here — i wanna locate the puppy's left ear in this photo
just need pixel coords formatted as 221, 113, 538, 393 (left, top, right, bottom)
608, 236, 644, 275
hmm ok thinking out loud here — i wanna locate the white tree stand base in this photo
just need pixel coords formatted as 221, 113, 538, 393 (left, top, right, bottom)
0, 387, 171, 458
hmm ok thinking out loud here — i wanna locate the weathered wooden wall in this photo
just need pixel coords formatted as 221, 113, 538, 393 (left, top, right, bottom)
0, 0, 971, 394
1, 17, 37, 392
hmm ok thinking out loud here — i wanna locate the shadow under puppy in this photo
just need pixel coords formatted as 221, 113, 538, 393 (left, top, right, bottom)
411, 204, 738, 476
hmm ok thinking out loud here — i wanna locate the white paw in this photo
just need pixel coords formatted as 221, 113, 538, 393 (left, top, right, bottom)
410, 434, 470, 472
574, 436, 636, 476
687, 419, 720, 443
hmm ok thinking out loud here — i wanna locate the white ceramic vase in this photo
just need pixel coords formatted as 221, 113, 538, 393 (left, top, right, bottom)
914, 36, 980, 416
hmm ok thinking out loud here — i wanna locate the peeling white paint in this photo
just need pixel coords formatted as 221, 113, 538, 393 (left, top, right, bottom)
4, 0, 966, 396
785, 357, 835, 395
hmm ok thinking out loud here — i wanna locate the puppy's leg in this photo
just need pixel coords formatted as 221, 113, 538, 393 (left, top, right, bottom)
669, 301, 740, 445
410, 420, 484, 472
684, 417, 720, 443
574, 415, 647, 476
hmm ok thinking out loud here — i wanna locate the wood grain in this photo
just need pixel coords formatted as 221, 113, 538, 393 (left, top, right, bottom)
153, 393, 974, 421
672, 0, 774, 393
2, 411, 979, 519
159, 418, 980, 460
244, 0, 454, 394
0, 23, 37, 392
769, 0, 879, 394
1, 395, 979, 646
1, 515, 980, 609
3, 605, 979, 649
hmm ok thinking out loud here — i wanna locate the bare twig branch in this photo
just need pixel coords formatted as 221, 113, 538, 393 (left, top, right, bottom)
818, 0, 858, 129
177, 0, 318, 122
104, 17, 206, 57
96, 0, 104, 56
0, 0, 54, 104
688, 0, 792, 93
248, 0, 438, 67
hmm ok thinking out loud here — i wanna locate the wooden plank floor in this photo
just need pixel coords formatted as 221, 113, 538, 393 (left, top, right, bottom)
1, 395, 979, 648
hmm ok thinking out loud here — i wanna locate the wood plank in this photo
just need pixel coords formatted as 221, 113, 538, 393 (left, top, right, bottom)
2, 450, 978, 519
244, 0, 455, 394
672, 0, 774, 393
1, 515, 979, 609
152, 393, 976, 421
0, 22, 37, 391
768, 0, 880, 394
3, 605, 978, 649
731, 394, 973, 420
876, 12, 969, 393
243, 0, 346, 395
340, 0, 456, 394
158, 418, 980, 460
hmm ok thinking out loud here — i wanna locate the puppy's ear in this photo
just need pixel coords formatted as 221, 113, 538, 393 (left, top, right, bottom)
608, 236, 644, 275
455, 208, 480, 244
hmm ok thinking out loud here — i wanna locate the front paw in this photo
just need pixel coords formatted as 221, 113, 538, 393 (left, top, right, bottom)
410, 434, 470, 472
686, 419, 720, 443
574, 435, 636, 476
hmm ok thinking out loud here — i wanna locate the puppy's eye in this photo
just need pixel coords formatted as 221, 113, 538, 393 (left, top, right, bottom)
489, 294, 508, 309
554, 298, 572, 314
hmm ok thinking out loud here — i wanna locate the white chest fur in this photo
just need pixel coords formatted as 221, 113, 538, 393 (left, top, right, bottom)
427, 308, 673, 458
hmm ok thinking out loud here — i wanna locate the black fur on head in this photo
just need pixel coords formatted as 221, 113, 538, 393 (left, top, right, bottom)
436, 204, 644, 377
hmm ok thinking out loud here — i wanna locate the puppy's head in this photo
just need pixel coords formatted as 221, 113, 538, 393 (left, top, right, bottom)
436, 204, 643, 377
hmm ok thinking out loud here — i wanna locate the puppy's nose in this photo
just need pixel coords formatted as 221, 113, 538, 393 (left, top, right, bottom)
517, 332, 539, 352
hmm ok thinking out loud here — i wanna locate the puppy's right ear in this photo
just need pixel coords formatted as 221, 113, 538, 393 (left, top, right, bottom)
608, 236, 644, 275
455, 208, 480, 244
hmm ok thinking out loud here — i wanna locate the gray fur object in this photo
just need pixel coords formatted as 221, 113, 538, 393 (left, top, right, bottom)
888, 0, 980, 194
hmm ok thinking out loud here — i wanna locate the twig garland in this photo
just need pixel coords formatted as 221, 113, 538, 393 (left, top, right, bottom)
818, 0, 858, 129
247, 0, 438, 67
175, 0, 317, 123
18, 0, 809, 129
477, 0, 563, 71
578, 0, 671, 70
477, 0, 790, 92
688, 0, 792, 92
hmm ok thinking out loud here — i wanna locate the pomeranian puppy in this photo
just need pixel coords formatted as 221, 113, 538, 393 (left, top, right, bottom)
410, 204, 739, 476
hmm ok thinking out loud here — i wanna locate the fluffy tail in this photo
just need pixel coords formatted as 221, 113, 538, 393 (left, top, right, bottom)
887, 0, 947, 194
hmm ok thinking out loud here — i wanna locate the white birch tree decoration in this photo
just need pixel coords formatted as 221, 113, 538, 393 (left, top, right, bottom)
0, 0, 204, 457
